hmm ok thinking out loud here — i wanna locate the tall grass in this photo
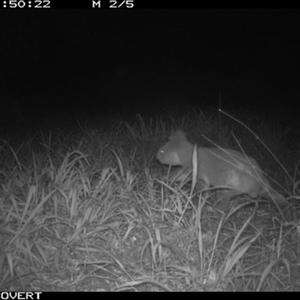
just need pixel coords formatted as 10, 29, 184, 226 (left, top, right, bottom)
0, 107, 299, 291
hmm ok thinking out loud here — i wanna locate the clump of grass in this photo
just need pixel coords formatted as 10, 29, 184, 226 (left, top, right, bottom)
0, 107, 299, 291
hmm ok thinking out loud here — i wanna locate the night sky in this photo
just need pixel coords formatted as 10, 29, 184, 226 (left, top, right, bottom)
1, 8, 300, 131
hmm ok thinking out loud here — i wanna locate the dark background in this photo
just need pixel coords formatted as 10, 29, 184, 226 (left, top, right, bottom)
1, 8, 299, 131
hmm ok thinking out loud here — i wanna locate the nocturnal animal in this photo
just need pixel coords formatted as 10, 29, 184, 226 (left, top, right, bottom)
156, 130, 291, 218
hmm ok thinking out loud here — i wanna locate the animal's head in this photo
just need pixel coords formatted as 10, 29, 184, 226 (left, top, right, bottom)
156, 130, 193, 167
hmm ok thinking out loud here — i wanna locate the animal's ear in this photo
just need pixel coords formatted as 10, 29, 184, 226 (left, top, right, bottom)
169, 130, 186, 141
